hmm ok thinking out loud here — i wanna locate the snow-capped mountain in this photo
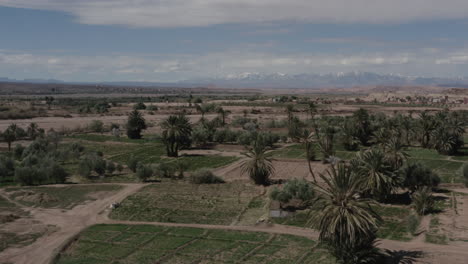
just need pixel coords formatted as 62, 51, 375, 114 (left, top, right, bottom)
181, 72, 468, 88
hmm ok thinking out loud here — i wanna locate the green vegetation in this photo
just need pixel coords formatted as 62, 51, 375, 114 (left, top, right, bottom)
4, 185, 121, 209
55, 224, 333, 264
110, 182, 263, 225
426, 217, 448, 245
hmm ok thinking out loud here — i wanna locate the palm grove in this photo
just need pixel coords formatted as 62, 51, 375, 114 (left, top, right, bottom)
2, 101, 468, 264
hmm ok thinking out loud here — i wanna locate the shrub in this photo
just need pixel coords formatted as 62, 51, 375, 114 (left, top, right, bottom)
412, 187, 434, 216
78, 159, 93, 178
270, 179, 314, 207
126, 155, 139, 172
0, 156, 15, 179
116, 163, 124, 172
147, 105, 158, 111
154, 162, 176, 178
133, 102, 147, 110
89, 120, 104, 133
406, 214, 421, 235
93, 157, 107, 176
107, 162, 116, 174
463, 163, 468, 187
190, 169, 225, 184
402, 163, 441, 192
136, 164, 153, 182
14, 144, 24, 160
192, 126, 210, 147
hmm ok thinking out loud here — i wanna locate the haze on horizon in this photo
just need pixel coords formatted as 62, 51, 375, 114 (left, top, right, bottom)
1, 0, 468, 82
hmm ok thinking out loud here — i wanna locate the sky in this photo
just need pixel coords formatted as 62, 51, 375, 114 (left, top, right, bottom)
1, 0, 468, 82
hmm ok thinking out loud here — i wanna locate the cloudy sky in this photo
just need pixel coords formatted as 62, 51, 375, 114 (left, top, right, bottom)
1, 0, 468, 82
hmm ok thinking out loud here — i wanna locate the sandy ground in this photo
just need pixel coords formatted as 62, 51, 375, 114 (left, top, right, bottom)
214, 158, 329, 182
1, 182, 468, 263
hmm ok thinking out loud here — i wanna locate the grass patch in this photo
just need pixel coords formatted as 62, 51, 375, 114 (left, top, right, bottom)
55, 224, 331, 264
4, 185, 122, 209
425, 216, 448, 245
110, 181, 263, 225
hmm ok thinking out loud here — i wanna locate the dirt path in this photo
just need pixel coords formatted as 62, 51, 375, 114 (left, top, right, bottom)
0, 183, 147, 264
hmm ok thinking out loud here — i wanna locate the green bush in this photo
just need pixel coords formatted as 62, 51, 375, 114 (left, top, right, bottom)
406, 214, 421, 235
190, 169, 225, 184
136, 164, 153, 182
126, 155, 139, 173
106, 162, 116, 174
89, 120, 104, 133
412, 187, 434, 216
0, 155, 15, 179
154, 162, 176, 178
13, 144, 24, 160
270, 179, 314, 207
133, 102, 147, 110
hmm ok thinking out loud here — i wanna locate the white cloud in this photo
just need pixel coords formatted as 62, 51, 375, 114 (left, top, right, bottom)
1, 0, 468, 27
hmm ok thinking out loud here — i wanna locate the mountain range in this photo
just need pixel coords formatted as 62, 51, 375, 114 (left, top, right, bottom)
2, 72, 468, 89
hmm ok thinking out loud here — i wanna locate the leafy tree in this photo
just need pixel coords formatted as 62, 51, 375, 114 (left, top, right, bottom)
0, 156, 15, 179
126, 155, 139, 172
133, 101, 147, 110
47, 129, 61, 150
116, 163, 124, 173
270, 179, 314, 208
412, 187, 434, 215
106, 162, 116, 174
161, 114, 192, 157
93, 157, 107, 176
14, 144, 24, 160
45, 96, 54, 109
312, 164, 381, 264
402, 163, 440, 192
126, 110, 147, 139
89, 120, 104, 133
241, 140, 274, 185
191, 125, 210, 147
136, 163, 153, 182
190, 169, 224, 184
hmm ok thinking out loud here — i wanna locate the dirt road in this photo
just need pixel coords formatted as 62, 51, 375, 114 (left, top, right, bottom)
0, 183, 147, 264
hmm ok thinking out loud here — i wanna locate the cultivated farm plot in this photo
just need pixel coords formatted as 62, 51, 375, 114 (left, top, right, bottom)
55, 224, 334, 264
110, 182, 266, 225
4, 184, 122, 209
76, 136, 240, 172
271, 204, 415, 242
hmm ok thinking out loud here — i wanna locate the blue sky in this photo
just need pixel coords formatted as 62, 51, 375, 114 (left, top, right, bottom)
1, 1, 468, 82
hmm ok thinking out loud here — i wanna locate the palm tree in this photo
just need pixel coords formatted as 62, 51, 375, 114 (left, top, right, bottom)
340, 118, 360, 151
353, 149, 399, 199
307, 102, 317, 121
216, 106, 231, 126
312, 163, 381, 264
285, 104, 295, 126
126, 110, 147, 139
27, 123, 40, 140
383, 137, 409, 170
161, 114, 192, 157
418, 111, 436, 148
300, 129, 317, 182
400, 116, 414, 146
314, 122, 336, 162
240, 141, 274, 185
412, 187, 434, 216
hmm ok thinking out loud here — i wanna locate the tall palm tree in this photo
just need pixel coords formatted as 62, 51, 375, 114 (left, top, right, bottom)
383, 137, 409, 170
285, 104, 295, 126
300, 129, 317, 183
418, 111, 436, 148
216, 106, 231, 126
161, 114, 192, 157
314, 122, 336, 162
307, 102, 317, 121
353, 149, 399, 199
400, 116, 414, 146
240, 141, 274, 185
312, 163, 381, 264
27, 122, 40, 140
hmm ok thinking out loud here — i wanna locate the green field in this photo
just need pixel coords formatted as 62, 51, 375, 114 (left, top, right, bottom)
271, 144, 356, 161
110, 182, 266, 225
72, 135, 239, 172
55, 224, 334, 264
271, 204, 414, 241
4, 185, 122, 209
